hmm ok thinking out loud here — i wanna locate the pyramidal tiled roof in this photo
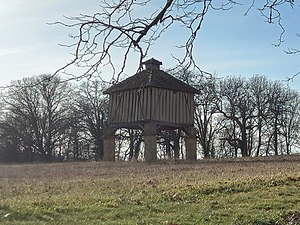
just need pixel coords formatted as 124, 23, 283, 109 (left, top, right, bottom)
103, 58, 199, 94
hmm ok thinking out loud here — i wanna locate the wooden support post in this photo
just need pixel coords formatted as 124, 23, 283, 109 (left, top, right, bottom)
103, 127, 116, 161
143, 124, 157, 162
185, 127, 197, 161
173, 131, 180, 160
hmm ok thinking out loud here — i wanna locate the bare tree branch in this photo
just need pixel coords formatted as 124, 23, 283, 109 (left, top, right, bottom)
48, 0, 299, 82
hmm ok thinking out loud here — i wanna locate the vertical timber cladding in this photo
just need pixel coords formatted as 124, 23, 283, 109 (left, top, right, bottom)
108, 86, 195, 125
150, 87, 194, 125
109, 88, 151, 124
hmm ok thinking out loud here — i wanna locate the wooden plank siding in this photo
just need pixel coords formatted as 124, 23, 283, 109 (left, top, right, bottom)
108, 87, 195, 127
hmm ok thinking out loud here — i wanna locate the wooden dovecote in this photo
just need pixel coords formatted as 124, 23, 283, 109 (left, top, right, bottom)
103, 58, 199, 162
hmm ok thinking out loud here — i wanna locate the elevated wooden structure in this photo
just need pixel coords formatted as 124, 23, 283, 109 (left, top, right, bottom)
103, 58, 199, 162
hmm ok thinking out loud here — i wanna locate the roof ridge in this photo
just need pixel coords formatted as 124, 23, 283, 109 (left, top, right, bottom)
103, 64, 199, 94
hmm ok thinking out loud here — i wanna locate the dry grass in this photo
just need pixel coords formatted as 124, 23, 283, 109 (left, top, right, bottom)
1, 155, 300, 182
0, 155, 300, 225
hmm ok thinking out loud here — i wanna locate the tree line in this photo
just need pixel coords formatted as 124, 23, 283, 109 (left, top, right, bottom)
186, 73, 300, 158
0, 73, 299, 163
0, 75, 108, 162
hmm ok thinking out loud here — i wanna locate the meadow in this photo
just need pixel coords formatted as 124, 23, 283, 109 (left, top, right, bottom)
0, 156, 300, 225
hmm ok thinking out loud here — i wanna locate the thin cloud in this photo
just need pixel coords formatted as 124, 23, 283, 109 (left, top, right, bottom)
0, 48, 22, 57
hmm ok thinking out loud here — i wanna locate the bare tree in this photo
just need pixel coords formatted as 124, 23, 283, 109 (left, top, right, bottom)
194, 76, 221, 158
266, 81, 288, 155
279, 89, 300, 154
265, 82, 300, 155
0, 118, 24, 162
218, 76, 256, 157
127, 129, 143, 160
114, 128, 143, 161
64, 102, 93, 161
52, 0, 297, 81
173, 68, 220, 158
248, 75, 271, 156
75, 79, 108, 160
157, 129, 184, 160
215, 75, 300, 158
3, 75, 72, 162
218, 119, 240, 158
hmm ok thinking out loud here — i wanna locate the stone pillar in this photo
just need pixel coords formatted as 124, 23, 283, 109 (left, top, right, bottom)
143, 124, 157, 162
185, 127, 197, 161
103, 127, 116, 161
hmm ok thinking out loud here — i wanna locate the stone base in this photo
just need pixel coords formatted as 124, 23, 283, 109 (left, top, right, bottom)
143, 124, 157, 162
103, 127, 116, 161
185, 127, 197, 161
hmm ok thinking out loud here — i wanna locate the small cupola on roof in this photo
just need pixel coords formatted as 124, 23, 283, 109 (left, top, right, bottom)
103, 58, 199, 94
143, 58, 162, 70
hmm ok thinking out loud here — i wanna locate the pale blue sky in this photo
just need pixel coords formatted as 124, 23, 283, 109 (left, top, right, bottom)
0, 1, 299, 89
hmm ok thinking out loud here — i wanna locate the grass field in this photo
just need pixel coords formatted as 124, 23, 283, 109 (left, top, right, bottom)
0, 156, 300, 225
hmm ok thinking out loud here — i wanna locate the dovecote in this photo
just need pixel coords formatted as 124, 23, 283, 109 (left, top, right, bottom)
103, 58, 198, 162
